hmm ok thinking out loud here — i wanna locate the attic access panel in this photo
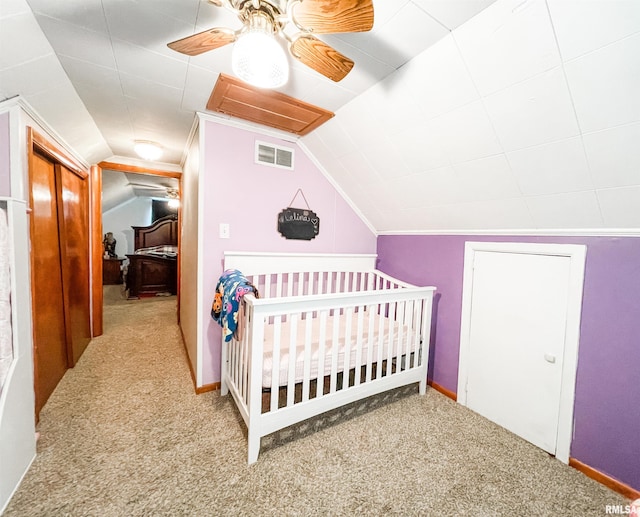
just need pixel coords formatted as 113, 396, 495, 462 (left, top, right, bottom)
207, 74, 334, 136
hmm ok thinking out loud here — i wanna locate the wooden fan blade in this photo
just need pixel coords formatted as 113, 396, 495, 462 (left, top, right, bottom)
292, 0, 374, 34
167, 28, 236, 56
290, 35, 354, 82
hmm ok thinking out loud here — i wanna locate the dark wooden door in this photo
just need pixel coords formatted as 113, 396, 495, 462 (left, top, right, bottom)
57, 164, 91, 364
31, 152, 69, 417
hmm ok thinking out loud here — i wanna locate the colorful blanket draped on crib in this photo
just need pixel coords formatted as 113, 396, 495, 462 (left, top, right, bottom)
211, 269, 258, 342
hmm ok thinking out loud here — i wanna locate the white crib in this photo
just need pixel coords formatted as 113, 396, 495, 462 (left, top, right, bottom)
220, 252, 436, 464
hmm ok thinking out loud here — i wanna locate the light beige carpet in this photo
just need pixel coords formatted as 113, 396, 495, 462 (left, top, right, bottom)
4, 286, 629, 516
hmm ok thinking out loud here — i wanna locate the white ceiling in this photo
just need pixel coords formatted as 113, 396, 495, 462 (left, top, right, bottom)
2, 0, 640, 231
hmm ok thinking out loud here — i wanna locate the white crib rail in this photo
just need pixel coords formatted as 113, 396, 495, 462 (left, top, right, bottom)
221, 264, 435, 464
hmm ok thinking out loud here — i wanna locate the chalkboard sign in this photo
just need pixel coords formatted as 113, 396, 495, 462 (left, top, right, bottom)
278, 207, 320, 240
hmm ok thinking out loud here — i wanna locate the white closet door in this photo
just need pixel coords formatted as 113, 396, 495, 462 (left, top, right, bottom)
465, 250, 571, 454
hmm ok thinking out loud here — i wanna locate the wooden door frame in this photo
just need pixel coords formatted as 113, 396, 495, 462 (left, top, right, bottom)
91, 161, 182, 337
457, 241, 586, 464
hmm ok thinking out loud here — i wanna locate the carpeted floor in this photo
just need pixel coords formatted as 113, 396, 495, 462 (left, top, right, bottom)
4, 286, 629, 516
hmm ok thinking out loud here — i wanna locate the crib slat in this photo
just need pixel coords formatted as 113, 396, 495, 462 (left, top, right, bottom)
297, 272, 305, 296
270, 315, 282, 412
286, 272, 293, 298
276, 273, 283, 298
286, 314, 298, 407
354, 307, 364, 386
387, 301, 396, 373
396, 301, 406, 371
365, 304, 375, 383
412, 299, 422, 367
264, 274, 271, 300
302, 311, 313, 402
329, 309, 340, 393
343, 307, 353, 387
316, 310, 328, 398
376, 302, 385, 378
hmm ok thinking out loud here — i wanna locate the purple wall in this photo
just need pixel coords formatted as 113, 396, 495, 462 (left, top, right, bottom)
201, 120, 376, 384
0, 112, 10, 196
377, 234, 640, 491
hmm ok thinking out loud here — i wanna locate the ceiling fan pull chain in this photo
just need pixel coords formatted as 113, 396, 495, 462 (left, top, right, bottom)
288, 188, 311, 209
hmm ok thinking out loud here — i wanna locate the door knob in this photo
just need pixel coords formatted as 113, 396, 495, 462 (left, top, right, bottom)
544, 353, 556, 364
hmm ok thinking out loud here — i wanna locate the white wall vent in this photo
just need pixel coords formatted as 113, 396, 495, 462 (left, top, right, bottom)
255, 140, 294, 170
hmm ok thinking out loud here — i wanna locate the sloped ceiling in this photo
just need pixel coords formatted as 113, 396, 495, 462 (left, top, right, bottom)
303, 0, 640, 232
2, 0, 640, 232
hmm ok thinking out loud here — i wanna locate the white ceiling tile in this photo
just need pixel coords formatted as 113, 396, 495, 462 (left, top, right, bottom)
34, 15, 116, 69
27, 82, 108, 148
0, 54, 69, 97
359, 139, 411, 180
148, 0, 199, 26
507, 137, 593, 195
367, 75, 426, 135
597, 185, 640, 227
387, 119, 450, 174
336, 99, 387, 151
401, 165, 470, 205
0, 12, 53, 70
484, 67, 580, 151
437, 100, 502, 163
583, 122, 640, 189
121, 74, 183, 106
564, 32, 640, 134
181, 64, 219, 112
392, 205, 451, 231
1, 0, 31, 18
526, 191, 603, 228
369, 0, 412, 30
452, 154, 521, 201
58, 56, 121, 92
400, 34, 479, 121
314, 118, 357, 158
28, 0, 109, 34
429, 197, 534, 229
547, 0, 640, 62
454, 0, 561, 96
359, 2, 450, 69
465, 197, 534, 229
339, 150, 384, 186
193, 0, 243, 30
412, 0, 498, 30
112, 41, 188, 90
103, 0, 197, 58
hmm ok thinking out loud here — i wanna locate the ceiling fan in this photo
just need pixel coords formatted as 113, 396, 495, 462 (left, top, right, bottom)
128, 182, 179, 198
167, 0, 374, 88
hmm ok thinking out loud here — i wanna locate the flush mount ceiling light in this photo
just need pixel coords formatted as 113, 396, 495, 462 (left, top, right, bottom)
231, 11, 288, 89
134, 140, 163, 161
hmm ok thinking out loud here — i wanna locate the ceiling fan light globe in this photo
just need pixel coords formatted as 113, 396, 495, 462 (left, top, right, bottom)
232, 29, 288, 89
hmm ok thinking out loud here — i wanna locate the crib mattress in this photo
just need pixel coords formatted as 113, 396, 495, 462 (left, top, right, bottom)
260, 310, 419, 388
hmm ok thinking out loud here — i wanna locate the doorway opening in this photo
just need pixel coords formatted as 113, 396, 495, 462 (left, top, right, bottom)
92, 162, 182, 337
